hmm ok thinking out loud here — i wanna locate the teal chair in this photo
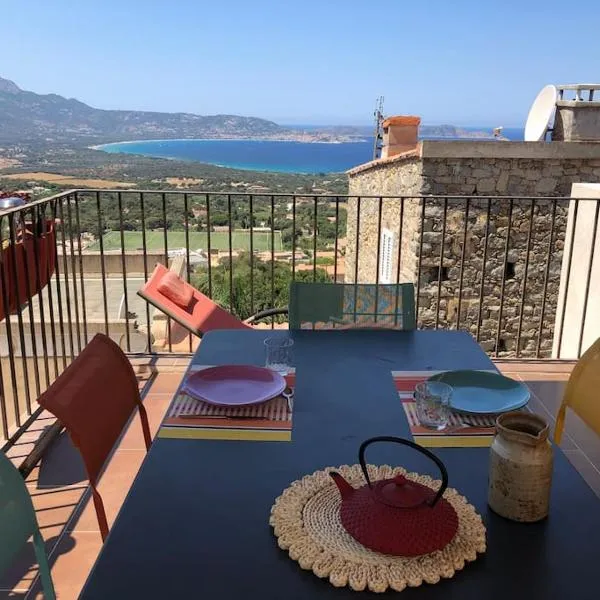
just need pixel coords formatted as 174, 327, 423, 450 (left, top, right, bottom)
289, 282, 416, 330
0, 451, 56, 599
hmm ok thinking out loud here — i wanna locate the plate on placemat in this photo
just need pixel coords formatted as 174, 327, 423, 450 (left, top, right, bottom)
182, 365, 286, 407
428, 370, 530, 415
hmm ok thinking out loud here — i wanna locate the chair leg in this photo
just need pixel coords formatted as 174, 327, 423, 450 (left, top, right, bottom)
91, 485, 109, 542
32, 528, 56, 600
139, 404, 152, 451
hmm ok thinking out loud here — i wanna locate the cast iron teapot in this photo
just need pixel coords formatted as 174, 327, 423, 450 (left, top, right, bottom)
329, 436, 459, 556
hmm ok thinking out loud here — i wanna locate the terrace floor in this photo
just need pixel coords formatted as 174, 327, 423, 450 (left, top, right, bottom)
2, 357, 599, 599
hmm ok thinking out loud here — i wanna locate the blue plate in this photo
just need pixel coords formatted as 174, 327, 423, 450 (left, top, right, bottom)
427, 370, 530, 415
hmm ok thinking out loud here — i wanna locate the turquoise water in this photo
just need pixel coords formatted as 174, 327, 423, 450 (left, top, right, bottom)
97, 128, 525, 174
98, 139, 371, 174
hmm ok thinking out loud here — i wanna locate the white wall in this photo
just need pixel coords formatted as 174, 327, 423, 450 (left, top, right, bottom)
553, 183, 600, 358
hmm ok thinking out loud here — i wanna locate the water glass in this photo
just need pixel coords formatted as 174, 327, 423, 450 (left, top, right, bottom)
264, 337, 294, 375
414, 381, 452, 430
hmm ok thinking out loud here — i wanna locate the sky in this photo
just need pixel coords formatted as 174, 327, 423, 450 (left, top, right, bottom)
3, 0, 600, 127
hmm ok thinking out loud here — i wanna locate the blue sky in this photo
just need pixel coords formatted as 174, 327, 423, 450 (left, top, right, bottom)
4, 0, 599, 127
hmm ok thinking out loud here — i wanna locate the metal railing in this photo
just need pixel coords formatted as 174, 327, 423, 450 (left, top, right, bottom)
1, 190, 598, 457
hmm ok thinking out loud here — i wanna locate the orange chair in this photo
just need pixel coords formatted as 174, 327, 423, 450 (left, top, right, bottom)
138, 263, 288, 337
38, 333, 151, 541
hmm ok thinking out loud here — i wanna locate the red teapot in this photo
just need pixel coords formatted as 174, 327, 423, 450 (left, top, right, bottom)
330, 436, 459, 556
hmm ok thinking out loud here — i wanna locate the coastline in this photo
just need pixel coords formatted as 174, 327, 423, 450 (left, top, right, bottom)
90, 137, 368, 151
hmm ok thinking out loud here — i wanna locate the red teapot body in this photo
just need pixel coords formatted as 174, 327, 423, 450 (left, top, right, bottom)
330, 436, 459, 556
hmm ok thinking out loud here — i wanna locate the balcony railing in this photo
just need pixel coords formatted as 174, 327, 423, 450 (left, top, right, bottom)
1, 189, 598, 463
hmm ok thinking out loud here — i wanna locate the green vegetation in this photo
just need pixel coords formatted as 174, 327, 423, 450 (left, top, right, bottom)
0, 146, 348, 197
191, 253, 330, 319
68, 191, 346, 253
88, 230, 283, 252
315, 256, 335, 265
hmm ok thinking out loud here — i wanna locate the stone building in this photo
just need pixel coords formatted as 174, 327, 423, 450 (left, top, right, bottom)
344, 127, 600, 357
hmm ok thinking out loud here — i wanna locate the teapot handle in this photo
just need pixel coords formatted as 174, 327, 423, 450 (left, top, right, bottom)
358, 436, 449, 507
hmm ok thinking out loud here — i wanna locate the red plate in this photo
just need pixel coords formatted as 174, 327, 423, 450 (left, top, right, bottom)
182, 365, 286, 407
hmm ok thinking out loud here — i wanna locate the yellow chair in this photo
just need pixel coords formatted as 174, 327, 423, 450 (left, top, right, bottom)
555, 337, 600, 445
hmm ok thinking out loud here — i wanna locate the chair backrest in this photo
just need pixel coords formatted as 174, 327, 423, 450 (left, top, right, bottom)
0, 452, 57, 598
138, 263, 248, 337
289, 282, 416, 330
38, 333, 149, 484
555, 337, 600, 444
0, 452, 38, 573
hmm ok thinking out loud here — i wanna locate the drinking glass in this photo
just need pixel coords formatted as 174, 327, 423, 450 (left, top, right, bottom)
414, 381, 453, 430
264, 337, 294, 375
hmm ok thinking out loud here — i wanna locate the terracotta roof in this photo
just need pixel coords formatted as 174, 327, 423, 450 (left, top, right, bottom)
383, 115, 421, 128
346, 145, 422, 176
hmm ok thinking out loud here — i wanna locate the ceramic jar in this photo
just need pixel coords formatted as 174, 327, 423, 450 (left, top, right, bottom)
488, 412, 553, 522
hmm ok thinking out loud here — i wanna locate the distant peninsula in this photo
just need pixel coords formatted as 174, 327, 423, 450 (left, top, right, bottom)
0, 75, 496, 145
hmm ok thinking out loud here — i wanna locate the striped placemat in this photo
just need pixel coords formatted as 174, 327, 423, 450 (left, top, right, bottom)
158, 365, 295, 442
167, 389, 290, 421
392, 370, 505, 448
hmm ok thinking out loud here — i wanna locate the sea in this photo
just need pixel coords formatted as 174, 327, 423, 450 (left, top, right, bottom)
96, 127, 525, 175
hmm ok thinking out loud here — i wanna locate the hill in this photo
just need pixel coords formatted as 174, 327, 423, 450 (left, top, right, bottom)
0, 76, 286, 144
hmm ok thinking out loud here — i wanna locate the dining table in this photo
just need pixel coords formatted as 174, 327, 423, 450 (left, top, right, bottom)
80, 329, 600, 599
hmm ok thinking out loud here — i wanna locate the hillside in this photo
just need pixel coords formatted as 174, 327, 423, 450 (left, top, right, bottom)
0, 76, 286, 143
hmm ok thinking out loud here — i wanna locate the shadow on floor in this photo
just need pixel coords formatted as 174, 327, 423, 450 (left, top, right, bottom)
0, 534, 76, 597
35, 431, 87, 488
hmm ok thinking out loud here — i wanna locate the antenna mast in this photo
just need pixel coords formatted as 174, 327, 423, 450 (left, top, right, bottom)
372, 96, 385, 160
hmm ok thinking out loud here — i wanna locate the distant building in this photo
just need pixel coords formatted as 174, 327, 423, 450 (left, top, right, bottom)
345, 107, 600, 357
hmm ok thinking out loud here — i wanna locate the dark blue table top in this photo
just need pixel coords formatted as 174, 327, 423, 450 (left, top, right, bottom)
80, 330, 600, 599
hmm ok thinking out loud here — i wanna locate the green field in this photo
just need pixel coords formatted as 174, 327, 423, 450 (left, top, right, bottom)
88, 230, 283, 252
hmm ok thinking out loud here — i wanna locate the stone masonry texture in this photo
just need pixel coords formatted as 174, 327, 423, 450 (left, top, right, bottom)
345, 149, 600, 357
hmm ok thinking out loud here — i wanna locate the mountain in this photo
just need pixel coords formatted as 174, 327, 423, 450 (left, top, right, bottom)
0, 76, 286, 144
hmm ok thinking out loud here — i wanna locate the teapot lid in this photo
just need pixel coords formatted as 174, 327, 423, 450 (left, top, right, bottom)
372, 473, 434, 508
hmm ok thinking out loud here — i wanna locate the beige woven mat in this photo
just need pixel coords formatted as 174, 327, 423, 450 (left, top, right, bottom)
270, 464, 486, 593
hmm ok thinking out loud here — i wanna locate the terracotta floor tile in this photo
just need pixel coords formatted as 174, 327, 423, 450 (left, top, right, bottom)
0, 486, 87, 595
25, 432, 88, 490
144, 371, 184, 394
174, 357, 193, 368
0, 541, 51, 595
4, 413, 58, 469
30, 486, 89, 535
117, 394, 172, 450
493, 360, 576, 374
150, 356, 178, 367
128, 356, 155, 367
27, 532, 104, 600
69, 449, 146, 533
493, 362, 525, 376
523, 372, 571, 381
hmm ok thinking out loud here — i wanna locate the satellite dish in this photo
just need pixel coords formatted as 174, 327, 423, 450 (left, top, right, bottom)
524, 85, 558, 141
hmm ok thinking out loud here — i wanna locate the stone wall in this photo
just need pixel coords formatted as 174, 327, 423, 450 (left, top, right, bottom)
345, 141, 600, 357
422, 157, 600, 196
345, 155, 422, 284
415, 197, 568, 357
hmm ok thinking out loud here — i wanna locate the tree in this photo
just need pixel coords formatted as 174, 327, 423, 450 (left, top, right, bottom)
191, 253, 330, 320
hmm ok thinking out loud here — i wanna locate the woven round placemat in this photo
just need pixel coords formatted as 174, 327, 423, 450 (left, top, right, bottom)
270, 464, 486, 593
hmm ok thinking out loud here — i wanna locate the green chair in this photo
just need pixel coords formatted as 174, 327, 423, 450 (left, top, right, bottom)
0, 451, 56, 599
289, 282, 416, 330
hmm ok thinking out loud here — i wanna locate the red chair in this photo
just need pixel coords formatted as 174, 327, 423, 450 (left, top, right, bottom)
138, 263, 288, 338
38, 333, 151, 541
